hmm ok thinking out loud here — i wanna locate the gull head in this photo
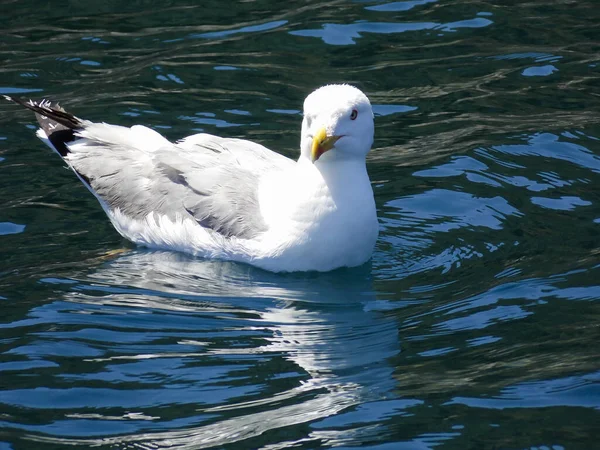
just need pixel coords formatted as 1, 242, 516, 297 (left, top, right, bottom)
300, 84, 374, 164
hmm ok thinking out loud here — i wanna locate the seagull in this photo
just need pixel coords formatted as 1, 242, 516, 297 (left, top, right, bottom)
4, 84, 379, 272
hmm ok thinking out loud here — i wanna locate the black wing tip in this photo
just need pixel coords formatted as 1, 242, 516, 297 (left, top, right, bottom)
4, 95, 83, 130
2, 94, 19, 102
5, 96, 93, 185
3, 95, 40, 108
4, 95, 82, 159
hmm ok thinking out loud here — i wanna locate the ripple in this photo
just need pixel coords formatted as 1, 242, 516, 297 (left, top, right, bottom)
178, 114, 246, 128
373, 104, 417, 116
387, 188, 521, 232
290, 21, 438, 46
491, 52, 562, 62
156, 73, 184, 84
0, 87, 42, 94
448, 371, 600, 410
365, 0, 438, 12
310, 398, 423, 428
522, 65, 558, 77
289, 14, 493, 46
79, 60, 101, 67
0, 222, 25, 236
191, 20, 288, 39
530, 195, 591, 211
491, 133, 600, 173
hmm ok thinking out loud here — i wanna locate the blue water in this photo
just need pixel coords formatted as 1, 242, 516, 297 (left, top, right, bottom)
1, 1, 599, 449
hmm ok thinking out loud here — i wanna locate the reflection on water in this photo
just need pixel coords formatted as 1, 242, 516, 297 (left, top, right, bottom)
2, 251, 403, 448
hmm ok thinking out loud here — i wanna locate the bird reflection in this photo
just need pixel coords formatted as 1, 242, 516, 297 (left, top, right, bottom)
32, 250, 400, 449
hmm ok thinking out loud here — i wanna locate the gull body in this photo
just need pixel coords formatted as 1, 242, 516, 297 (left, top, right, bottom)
5, 85, 378, 272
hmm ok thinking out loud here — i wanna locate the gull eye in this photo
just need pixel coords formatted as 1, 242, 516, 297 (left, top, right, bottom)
350, 109, 358, 120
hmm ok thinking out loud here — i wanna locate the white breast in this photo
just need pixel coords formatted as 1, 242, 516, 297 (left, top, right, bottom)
255, 159, 379, 272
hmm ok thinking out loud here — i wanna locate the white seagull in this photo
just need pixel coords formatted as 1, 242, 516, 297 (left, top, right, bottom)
4, 85, 379, 272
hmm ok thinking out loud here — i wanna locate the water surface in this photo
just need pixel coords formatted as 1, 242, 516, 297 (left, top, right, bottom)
1, 1, 599, 449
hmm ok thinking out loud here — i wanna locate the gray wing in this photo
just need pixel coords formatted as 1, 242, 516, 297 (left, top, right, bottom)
3, 96, 294, 239
59, 123, 293, 239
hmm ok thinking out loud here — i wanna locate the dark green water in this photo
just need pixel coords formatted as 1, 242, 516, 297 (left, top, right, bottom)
1, 1, 599, 449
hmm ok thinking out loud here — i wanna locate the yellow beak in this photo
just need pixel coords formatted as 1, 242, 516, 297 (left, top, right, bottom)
311, 127, 341, 163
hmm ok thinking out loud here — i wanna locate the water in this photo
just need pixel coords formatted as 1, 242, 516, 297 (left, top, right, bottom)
1, 0, 599, 448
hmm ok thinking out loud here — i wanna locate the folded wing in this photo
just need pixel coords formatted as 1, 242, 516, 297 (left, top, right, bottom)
5, 97, 294, 239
